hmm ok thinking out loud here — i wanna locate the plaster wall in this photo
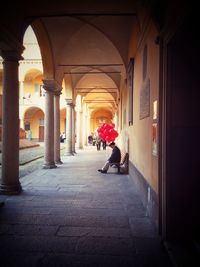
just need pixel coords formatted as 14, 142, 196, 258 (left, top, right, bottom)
121, 21, 159, 193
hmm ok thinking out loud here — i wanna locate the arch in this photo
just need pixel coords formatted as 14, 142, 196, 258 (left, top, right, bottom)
31, 19, 55, 79
74, 70, 118, 115
40, 16, 126, 87
90, 108, 113, 133
23, 106, 44, 141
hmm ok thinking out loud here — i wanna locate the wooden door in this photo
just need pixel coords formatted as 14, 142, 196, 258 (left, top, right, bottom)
39, 126, 44, 141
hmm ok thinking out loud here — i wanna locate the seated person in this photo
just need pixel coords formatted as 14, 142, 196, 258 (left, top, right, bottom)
98, 142, 121, 173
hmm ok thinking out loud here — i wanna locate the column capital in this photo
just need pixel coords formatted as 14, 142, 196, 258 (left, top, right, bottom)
1, 50, 24, 62
43, 79, 60, 92
0, 24, 25, 60
54, 90, 62, 96
65, 98, 73, 105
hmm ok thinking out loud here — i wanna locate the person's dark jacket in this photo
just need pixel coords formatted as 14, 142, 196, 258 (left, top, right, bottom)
108, 146, 121, 163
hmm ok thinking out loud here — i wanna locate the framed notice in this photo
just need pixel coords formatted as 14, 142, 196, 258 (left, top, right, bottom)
140, 79, 150, 120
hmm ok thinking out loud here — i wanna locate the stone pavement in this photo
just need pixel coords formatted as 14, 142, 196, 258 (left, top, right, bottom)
0, 146, 173, 267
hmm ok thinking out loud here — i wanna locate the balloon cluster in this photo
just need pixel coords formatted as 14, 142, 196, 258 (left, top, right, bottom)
97, 123, 119, 143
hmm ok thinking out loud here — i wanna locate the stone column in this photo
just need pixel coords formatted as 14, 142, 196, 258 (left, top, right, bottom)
76, 109, 83, 149
0, 51, 22, 194
19, 80, 24, 104
83, 106, 88, 146
19, 117, 24, 129
54, 90, 63, 164
43, 80, 57, 169
71, 103, 76, 154
87, 111, 91, 143
65, 99, 73, 155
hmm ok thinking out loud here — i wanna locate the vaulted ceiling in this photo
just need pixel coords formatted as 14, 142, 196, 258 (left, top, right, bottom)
1, 0, 140, 116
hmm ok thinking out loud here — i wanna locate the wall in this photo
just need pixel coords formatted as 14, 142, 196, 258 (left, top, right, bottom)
119, 19, 160, 228
60, 108, 66, 134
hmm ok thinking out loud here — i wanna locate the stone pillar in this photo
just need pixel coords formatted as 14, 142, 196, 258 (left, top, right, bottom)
54, 90, 63, 164
19, 118, 24, 129
43, 80, 57, 169
19, 80, 24, 104
71, 103, 76, 154
86, 111, 91, 144
83, 114, 87, 146
65, 99, 73, 155
76, 109, 83, 149
0, 51, 22, 194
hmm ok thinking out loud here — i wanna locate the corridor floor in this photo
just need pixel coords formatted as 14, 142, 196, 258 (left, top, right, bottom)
0, 146, 172, 267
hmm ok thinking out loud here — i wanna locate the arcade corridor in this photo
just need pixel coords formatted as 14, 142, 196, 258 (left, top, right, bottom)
0, 1, 199, 266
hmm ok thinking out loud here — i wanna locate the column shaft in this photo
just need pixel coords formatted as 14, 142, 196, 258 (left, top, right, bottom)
0, 58, 21, 194
76, 110, 83, 149
65, 99, 73, 155
43, 88, 57, 169
71, 104, 76, 154
54, 92, 62, 164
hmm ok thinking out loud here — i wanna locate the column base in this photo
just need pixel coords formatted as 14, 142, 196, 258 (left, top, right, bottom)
55, 159, 63, 165
0, 183, 22, 195
43, 163, 57, 169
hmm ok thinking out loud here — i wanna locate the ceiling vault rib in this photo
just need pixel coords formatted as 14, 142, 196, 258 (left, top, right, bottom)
64, 71, 121, 74
26, 13, 136, 20
76, 91, 117, 94
59, 64, 123, 67
75, 87, 118, 89
84, 100, 115, 102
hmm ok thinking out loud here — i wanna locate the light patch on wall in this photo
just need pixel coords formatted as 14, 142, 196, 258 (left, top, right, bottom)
153, 100, 157, 120
152, 123, 157, 156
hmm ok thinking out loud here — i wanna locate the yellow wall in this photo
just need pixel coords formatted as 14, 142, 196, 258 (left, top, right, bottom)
24, 75, 42, 96
60, 108, 66, 134
120, 20, 159, 192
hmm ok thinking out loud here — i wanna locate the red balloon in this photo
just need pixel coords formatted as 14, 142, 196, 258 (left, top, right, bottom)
105, 136, 111, 143
110, 123, 115, 128
97, 123, 119, 142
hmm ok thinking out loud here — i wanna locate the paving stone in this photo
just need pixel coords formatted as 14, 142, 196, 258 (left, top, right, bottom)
129, 217, 157, 238
57, 226, 132, 238
39, 253, 139, 267
0, 252, 44, 267
75, 236, 135, 255
0, 235, 78, 253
